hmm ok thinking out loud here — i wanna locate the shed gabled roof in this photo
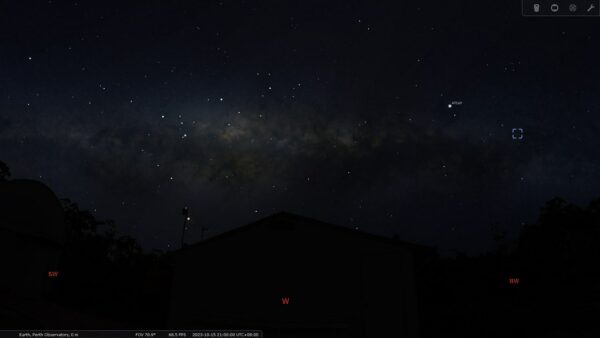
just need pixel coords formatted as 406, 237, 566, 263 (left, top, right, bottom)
176, 211, 432, 254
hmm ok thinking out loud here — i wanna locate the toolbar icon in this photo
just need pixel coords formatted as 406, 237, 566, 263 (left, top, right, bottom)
569, 4, 577, 12
588, 4, 596, 12
551, 3, 560, 12
534, 3, 540, 12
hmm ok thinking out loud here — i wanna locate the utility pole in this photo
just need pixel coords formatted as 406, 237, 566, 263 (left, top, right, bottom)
181, 207, 190, 249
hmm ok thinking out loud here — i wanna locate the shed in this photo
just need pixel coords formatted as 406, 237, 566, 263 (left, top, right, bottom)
169, 212, 423, 337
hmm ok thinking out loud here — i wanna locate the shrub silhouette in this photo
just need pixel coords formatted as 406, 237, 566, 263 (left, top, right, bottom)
0, 160, 10, 181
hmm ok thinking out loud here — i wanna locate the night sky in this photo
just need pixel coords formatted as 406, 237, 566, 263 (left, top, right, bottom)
2, 0, 599, 253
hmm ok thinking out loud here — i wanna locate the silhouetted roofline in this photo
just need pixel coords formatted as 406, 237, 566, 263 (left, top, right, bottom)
3, 178, 58, 194
0, 178, 66, 244
175, 211, 433, 255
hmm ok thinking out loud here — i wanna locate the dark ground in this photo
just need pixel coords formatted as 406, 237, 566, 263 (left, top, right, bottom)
2, 162, 600, 337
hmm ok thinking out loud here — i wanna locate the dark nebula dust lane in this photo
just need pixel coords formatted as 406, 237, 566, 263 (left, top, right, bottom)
1, 0, 600, 253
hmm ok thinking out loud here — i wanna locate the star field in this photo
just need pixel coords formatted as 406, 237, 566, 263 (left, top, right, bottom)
1, 0, 600, 253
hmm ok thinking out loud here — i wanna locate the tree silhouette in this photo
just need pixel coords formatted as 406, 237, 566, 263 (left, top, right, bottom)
0, 160, 10, 181
516, 196, 600, 334
55, 199, 170, 327
419, 196, 600, 338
